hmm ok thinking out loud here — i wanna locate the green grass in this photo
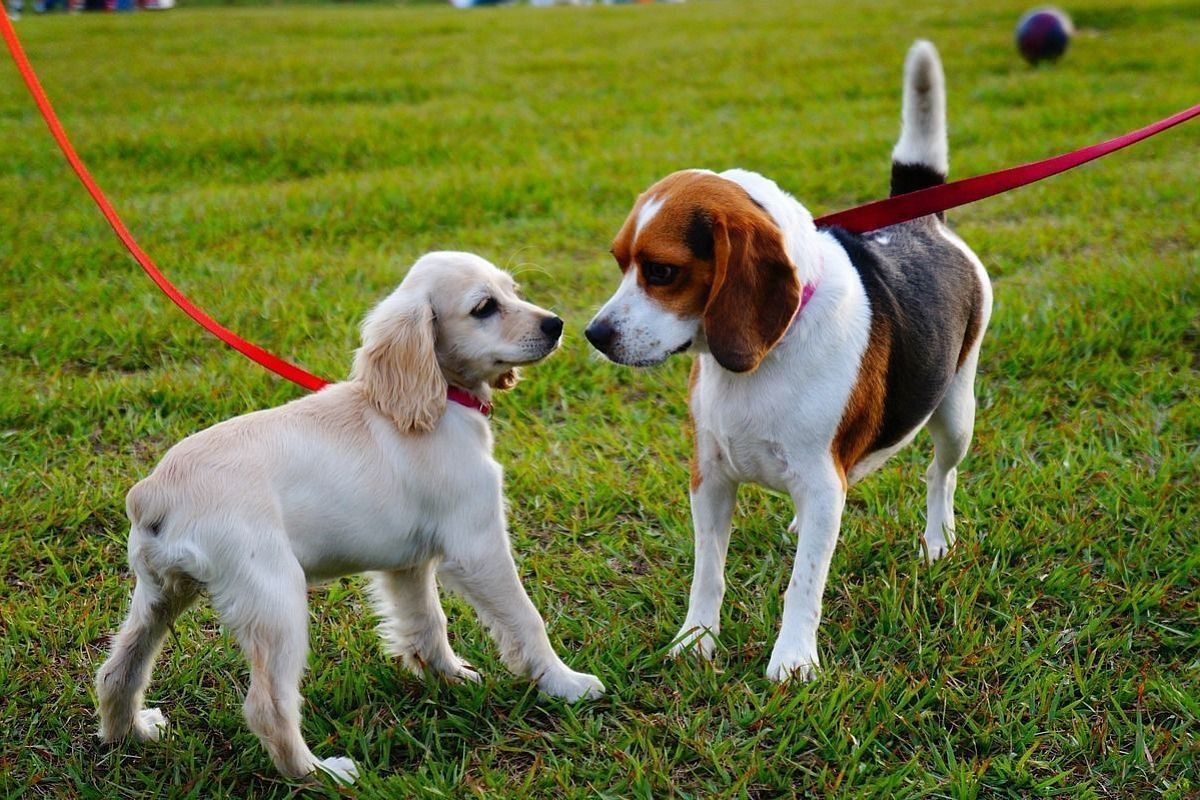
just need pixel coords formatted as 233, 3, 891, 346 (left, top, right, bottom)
2, 0, 1198, 796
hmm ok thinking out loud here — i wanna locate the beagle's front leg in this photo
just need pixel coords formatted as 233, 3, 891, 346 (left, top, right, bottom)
767, 464, 846, 682
671, 469, 738, 660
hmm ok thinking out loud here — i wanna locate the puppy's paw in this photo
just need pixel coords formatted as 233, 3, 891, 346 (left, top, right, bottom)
787, 516, 800, 535
398, 648, 481, 684
416, 650, 482, 684
538, 668, 605, 702
669, 625, 718, 660
442, 659, 482, 685
133, 708, 168, 742
314, 756, 359, 785
765, 650, 819, 684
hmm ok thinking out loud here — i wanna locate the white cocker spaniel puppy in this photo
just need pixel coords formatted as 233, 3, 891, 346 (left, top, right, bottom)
95, 251, 604, 783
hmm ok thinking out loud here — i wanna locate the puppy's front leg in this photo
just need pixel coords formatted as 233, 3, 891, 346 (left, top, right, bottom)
671, 470, 737, 660
767, 466, 846, 683
370, 562, 480, 684
439, 513, 604, 702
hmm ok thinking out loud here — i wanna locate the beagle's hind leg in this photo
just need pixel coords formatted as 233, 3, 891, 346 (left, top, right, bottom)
922, 351, 980, 561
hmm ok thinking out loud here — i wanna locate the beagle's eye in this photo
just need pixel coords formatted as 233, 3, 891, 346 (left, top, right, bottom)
470, 297, 499, 319
641, 261, 678, 287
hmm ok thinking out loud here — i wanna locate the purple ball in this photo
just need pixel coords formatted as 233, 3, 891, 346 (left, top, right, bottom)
1016, 7, 1073, 65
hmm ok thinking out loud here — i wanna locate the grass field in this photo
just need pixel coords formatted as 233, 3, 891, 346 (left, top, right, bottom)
2, 0, 1198, 796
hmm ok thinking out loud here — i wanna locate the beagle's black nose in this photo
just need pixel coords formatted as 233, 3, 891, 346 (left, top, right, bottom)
540, 315, 564, 341
584, 319, 614, 352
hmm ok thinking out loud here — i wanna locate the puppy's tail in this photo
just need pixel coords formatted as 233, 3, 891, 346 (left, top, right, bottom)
891, 40, 948, 199
126, 478, 210, 587
127, 478, 169, 542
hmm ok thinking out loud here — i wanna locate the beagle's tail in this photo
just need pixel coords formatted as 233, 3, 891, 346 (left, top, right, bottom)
891, 40, 948, 198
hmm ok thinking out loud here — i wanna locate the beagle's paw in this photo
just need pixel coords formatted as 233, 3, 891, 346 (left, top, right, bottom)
669, 624, 718, 660
766, 646, 819, 683
922, 525, 955, 563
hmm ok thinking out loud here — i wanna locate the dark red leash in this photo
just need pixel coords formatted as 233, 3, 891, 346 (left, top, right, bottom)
814, 102, 1200, 232
4, 12, 1196, 391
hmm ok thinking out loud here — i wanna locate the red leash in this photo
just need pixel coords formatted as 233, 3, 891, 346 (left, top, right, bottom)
4, 14, 1196, 392
814, 102, 1200, 232
1, 12, 330, 391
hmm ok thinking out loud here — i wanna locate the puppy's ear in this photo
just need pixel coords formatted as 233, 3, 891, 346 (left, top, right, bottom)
353, 297, 447, 433
490, 368, 520, 391
703, 210, 801, 373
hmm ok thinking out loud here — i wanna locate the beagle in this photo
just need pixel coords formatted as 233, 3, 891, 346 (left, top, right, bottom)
585, 41, 992, 681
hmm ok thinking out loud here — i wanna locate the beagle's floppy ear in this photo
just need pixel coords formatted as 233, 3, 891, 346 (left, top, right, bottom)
353, 295, 447, 433
703, 210, 802, 373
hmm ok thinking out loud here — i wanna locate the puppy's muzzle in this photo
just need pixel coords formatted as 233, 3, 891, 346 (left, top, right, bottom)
541, 315, 564, 342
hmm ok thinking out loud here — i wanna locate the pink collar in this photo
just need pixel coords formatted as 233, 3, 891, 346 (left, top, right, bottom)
447, 386, 491, 417
785, 281, 818, 332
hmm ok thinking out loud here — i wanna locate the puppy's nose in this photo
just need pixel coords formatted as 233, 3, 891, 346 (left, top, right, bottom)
585, 319, 615, 353
540, 316, 564, 341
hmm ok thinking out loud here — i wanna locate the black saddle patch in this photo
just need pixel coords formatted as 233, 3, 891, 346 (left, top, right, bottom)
826, 220, 983, 452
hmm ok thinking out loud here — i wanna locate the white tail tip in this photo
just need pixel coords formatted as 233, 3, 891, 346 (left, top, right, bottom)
892, 39, 948, 175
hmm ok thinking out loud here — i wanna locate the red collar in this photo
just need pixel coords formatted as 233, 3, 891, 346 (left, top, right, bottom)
447, 386, 491, 417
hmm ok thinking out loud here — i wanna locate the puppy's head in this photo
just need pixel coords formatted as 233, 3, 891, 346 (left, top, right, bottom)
353, 251, 563, 432
585, 170, 804, 373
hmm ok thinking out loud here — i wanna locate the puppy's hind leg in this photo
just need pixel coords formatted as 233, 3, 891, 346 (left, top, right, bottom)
369, 561, 480, 683
210, 554, 357, 783
923, 351, 980, 561
96, 572, 198, 743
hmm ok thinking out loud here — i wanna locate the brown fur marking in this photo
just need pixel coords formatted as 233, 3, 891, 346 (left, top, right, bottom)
832, 316, 892, 481
956, 274, 984, 368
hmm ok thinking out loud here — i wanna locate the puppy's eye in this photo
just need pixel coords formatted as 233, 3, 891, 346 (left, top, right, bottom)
471, 298, 499, 319
642, 262, 678, 286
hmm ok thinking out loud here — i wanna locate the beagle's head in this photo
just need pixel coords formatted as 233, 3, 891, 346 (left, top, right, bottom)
585, 170, 803, 373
